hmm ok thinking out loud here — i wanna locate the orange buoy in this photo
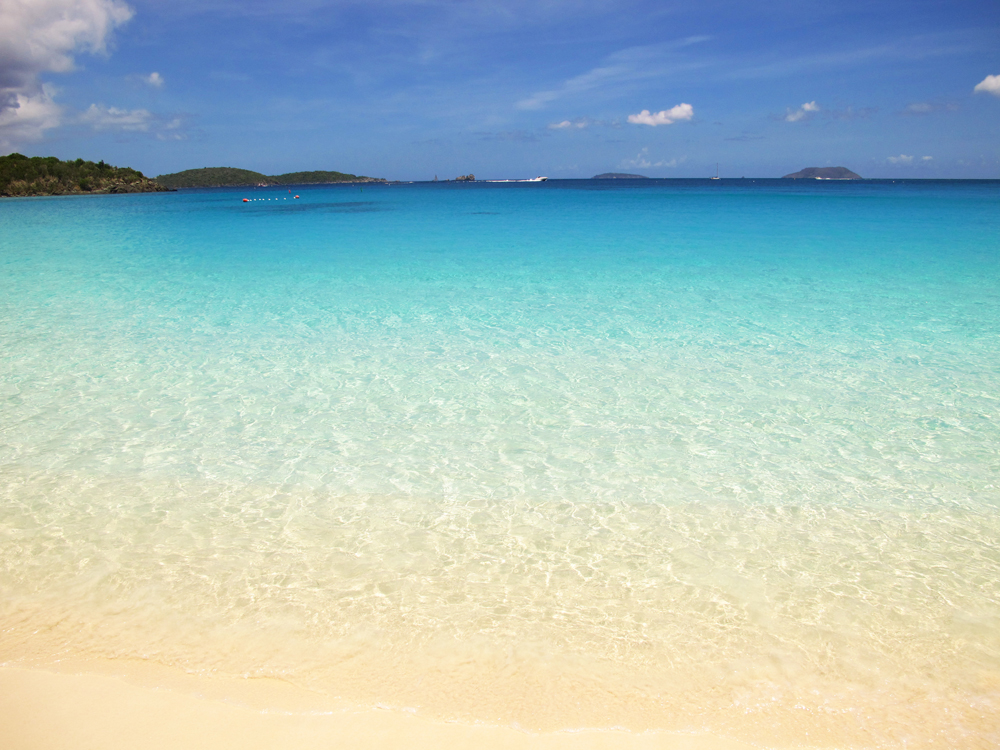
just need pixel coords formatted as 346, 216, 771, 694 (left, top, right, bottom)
243, 198, 249, 202
294, 195, 299, 199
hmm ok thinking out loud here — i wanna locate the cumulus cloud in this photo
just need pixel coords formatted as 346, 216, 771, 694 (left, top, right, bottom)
80, 103, 153, 131
627, 103, 693, 126
973, 74, 1000, 96
144, 71, 163, 87
785, 101, 819, 122
0, 84, 62, 148
0, 0, 133, 145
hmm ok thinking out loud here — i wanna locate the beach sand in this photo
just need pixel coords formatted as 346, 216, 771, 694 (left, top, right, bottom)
0, 661, 757, 750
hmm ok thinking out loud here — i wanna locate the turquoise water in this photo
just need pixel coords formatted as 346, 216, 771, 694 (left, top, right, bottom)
2, 180, 1000, 746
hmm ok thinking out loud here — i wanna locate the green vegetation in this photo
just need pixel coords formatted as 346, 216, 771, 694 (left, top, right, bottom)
153, 167, 270, 188
0, 158, 385, 195
271, 170, 380, 185
155, 166, 386, 188
0, 153, 168, 197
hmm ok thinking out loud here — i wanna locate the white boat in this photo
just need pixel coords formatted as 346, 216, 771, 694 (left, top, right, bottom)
711, 164, 720, 180
484, 176, 548, 183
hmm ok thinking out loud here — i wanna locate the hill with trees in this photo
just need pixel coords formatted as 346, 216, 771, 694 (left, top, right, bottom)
782, 167, 862, 180
271, 170, 383, 185
155, 167, 385, 188
153, 167, 270, 188
0, 154, 168, 197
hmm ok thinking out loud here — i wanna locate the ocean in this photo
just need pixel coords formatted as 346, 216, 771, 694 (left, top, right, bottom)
1, 179, 999, 747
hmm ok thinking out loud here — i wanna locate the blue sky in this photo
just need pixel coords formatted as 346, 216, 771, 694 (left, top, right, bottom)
1, 0, 998, 179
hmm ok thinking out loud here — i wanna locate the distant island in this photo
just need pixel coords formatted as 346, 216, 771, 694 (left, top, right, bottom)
782, 167, 862, 180
155, 167, 386, 189
593, 173, 648, 179
0, 154, 169, 197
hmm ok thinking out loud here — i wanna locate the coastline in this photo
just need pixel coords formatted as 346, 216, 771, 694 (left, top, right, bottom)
2, 613, 997, 750
0, 660, 755, 750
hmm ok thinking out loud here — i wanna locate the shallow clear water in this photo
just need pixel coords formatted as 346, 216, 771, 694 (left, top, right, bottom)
2, 180, 1000, 746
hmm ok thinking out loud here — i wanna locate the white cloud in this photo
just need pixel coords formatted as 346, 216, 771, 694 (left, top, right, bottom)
905, 102, 934, 114
886, 154, 934, 167
80, 103, 153, 131
0, 0, 133, 86
620, 147, 682, 169
0, 84, 62, 148
144, 71, 164, 87
0, 0, 133, 146
973, 74, 1000, 96
785, 101, 819, 122
548, 117, 598, 130
627, 103, 693, 126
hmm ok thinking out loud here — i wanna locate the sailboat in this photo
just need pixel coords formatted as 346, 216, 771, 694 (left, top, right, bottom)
711, 164, 721, 180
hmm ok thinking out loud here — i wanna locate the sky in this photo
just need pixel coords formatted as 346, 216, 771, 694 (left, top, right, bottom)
0, 0, 998, 180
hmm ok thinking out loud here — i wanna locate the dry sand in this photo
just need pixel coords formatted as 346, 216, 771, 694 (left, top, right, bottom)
0, 661, 757, 750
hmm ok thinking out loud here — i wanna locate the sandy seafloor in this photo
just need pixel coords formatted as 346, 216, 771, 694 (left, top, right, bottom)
2, 179, 999, 748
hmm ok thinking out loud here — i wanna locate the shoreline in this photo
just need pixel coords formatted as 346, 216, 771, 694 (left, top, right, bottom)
3, 629, 998, 749
2, 463, 998, 748
0, 660, 755, 750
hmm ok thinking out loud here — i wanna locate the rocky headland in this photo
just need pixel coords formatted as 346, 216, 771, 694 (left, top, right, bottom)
0, 154, 169, 197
